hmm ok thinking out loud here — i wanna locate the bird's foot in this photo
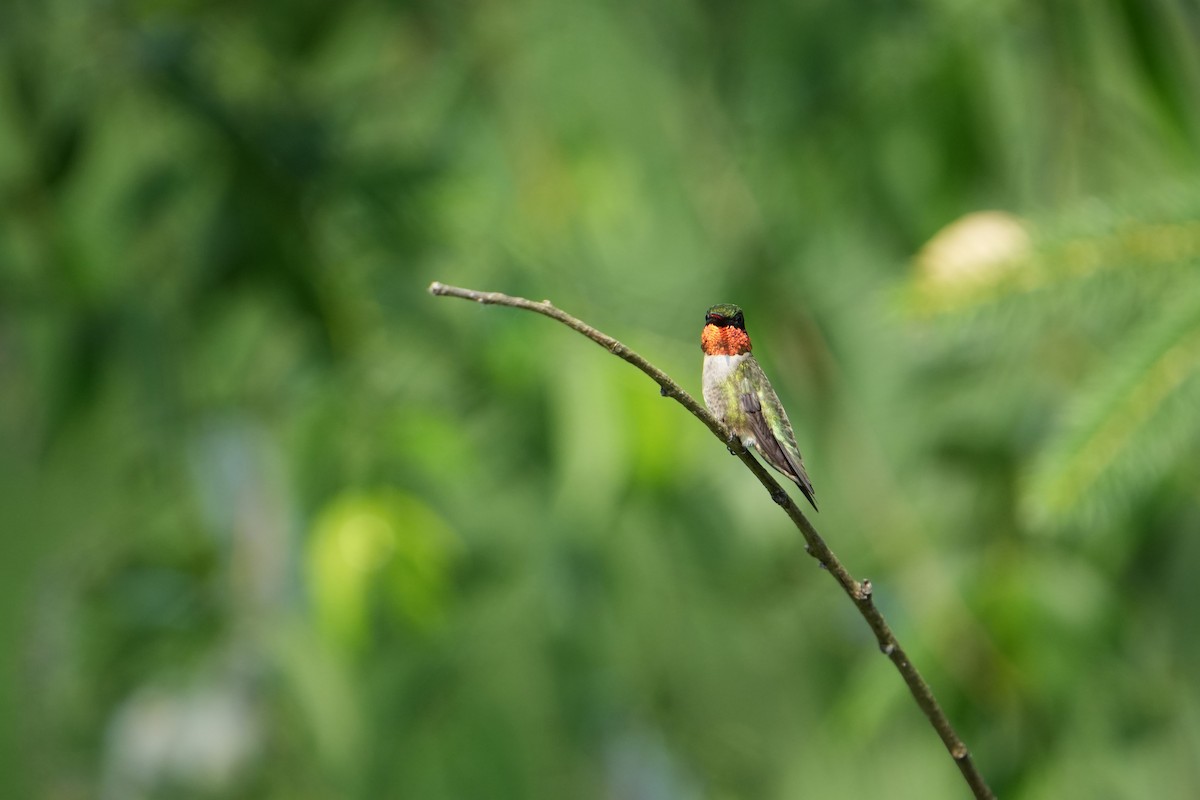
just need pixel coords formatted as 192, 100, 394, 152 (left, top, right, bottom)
770, 489, 789, 506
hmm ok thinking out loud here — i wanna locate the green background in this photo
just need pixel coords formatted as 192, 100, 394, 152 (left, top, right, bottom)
3, 1, 1200, 797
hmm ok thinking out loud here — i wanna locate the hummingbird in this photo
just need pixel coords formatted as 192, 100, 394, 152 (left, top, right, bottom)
701, 303, 818, 511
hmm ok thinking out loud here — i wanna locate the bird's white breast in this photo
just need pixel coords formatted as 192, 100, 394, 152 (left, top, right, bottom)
703, 353, 746, 385
702, 353, 749, 418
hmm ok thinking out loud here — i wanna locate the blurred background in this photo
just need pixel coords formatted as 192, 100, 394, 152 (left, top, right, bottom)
3, 1, 1200, 798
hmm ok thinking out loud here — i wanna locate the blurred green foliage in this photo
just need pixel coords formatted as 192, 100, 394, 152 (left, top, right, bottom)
3, 0, 1200, 798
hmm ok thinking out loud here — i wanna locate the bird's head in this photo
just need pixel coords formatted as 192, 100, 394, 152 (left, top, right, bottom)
701, 304, 752, 355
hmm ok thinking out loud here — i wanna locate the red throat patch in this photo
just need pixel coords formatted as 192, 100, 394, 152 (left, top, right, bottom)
701, 324, 753, 356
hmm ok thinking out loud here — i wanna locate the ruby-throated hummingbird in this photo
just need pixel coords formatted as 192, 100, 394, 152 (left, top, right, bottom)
701, 304, 818, 510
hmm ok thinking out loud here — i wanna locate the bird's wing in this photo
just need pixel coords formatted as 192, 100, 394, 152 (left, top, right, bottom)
736, 360, 819, 511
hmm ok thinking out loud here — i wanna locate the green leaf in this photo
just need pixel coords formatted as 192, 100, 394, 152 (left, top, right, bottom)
1023, 287, 1200, 529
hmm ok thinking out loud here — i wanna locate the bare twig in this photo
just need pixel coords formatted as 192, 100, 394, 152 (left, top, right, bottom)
429, 281, 995, 800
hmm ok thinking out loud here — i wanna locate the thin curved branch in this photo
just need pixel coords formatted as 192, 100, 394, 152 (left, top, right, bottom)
429, 281, 995, 800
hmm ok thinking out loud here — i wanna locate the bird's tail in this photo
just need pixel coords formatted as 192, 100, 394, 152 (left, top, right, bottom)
793, 469, 818, 512
780, 449, 818, 512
